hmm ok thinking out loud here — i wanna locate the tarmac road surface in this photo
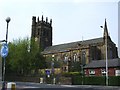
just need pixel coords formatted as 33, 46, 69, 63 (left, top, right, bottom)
1, 82, 120, 90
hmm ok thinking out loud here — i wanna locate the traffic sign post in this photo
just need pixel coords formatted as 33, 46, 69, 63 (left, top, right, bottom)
46, 70, 50, 77
1, 43, 8, 58
0, 17, 11, 90
0, 43, 8, 83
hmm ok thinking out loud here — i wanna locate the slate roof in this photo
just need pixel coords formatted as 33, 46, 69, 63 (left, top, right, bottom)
84, 58, 120, 69
43, 37, 103, 54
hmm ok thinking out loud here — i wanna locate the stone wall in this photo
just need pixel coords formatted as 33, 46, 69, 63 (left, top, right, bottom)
5, 76, 72, 85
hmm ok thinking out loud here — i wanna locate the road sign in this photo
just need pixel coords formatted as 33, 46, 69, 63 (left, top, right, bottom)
46, 70, 50, 77
46, 70, 50, 75
0, 43, 8, 58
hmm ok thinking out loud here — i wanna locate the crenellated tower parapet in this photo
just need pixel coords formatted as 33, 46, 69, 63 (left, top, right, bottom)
31, 15, 52, 50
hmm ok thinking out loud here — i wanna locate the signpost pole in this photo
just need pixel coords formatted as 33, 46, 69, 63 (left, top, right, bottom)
3, 57, 6, 82
0, 17, 11, 90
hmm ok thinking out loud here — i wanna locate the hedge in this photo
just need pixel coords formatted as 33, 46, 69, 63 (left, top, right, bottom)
62, 72, 81, 77
109, 76, 120, 86
72, 76, 120, 86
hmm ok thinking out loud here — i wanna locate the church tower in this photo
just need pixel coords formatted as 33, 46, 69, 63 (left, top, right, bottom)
31, 15, 52, 50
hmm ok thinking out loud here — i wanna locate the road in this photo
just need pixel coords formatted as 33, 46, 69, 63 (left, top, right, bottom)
1, 82, 120, 90
16, 82, 120, 90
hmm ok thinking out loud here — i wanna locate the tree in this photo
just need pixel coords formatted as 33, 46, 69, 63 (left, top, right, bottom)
32, 52, 46, 74
6, 38, 30, 75
29, 38, 47, 75
6, 37, 46, 76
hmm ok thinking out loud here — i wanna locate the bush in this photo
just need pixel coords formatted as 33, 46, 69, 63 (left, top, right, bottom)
109, 76, 120, 86
72, 76, 83, 85
62, 72, 81, 77
72, 76, 120, 86
84, 76, 105, 85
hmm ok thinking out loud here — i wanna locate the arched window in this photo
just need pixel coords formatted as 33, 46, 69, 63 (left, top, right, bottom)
81, 50, 86, 65
73, 53, 77, 62
109, 49, 113, 59
64, 55, 68, 64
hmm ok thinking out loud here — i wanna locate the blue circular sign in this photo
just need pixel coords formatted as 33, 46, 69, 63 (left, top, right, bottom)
0, 43, 8, 58
46, 70, 50, 75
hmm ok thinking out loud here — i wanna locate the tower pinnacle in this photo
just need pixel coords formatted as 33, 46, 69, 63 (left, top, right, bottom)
103, 19, 109, 38
42, 15, 44, 21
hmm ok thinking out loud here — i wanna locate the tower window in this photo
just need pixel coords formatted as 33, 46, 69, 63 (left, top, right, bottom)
43, 31, 45, 36
37, 29, 40, 35
109, 49, 113, 59
81, 50, 86, 65
43, 30, 48, 37
46, 31, 49, 36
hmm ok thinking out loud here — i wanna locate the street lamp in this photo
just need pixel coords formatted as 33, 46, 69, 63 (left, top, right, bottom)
105, 35, 108, 86
100, 19, 108, 86
81, 50, 86, 85
51, 55, 55, 84
1, 17, 11, 89
80, 65, 83, 85
3, 17, 10, 80
77, 43, 85, 85
0, 17, 10, 43
51, 55, 55, 74
6, 17, 11, 44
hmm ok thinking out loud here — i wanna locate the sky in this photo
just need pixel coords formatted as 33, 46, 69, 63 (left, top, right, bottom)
0, 0, 119, 56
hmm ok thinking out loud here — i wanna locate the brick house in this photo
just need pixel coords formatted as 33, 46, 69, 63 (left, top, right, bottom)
84, 58, 120, 76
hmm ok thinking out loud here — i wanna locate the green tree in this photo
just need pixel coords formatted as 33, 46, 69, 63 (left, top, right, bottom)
29, 38, 46, 75
6, 38, 30, 75
33, 52, 46, 74
6, 37, 46, 76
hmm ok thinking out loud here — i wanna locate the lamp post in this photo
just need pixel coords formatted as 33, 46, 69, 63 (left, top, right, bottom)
51, 55, 55, 84
78, 43, 85, 85
105, 35, 108, 86
81, 50, 86, 85
3, 17, 10, 80
80, 64, 83, 85
100, 23, 108, 86
1, 17, 11, 89
6, 17, 11, 44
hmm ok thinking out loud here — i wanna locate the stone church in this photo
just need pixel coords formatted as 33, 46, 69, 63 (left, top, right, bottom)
31, 15, 118, 72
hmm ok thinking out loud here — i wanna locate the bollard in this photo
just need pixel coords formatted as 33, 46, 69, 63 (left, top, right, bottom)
7, 82, 16, 90
53, 78, 56, 84
40, 78, 43, 84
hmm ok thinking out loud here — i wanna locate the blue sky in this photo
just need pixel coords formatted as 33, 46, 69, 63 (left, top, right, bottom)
0, 0, 119, 55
